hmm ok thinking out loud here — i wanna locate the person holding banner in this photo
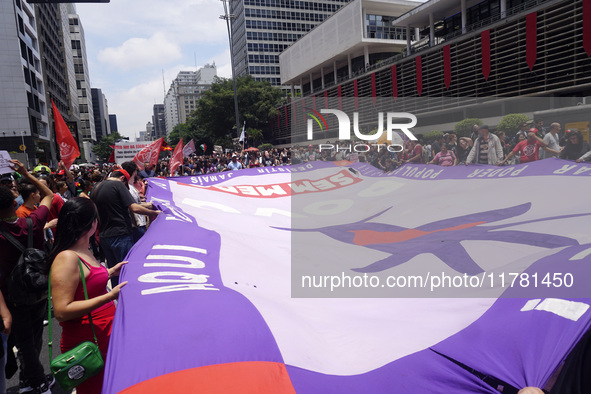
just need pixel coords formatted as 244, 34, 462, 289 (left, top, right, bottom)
91, 162, 160, 286
49, 197, 127, 394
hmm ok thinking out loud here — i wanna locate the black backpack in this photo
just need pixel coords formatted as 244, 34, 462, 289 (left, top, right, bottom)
0, 217, 49, 306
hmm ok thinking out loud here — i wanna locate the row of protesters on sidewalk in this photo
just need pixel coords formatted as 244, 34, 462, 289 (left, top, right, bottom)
0, 159, 160, 394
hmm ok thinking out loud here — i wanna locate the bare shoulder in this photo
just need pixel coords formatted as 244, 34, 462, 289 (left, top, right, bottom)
51, 250, 80, 274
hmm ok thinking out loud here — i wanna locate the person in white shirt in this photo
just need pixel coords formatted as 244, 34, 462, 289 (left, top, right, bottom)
540, 123, 562, 159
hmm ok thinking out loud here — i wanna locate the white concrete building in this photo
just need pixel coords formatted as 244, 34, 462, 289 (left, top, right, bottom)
164, 64, 217, 134
280, 0, 420, 94
230, 0, 353, 87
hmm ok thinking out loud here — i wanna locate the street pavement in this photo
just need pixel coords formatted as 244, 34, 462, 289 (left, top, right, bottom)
7, 317, 71, 394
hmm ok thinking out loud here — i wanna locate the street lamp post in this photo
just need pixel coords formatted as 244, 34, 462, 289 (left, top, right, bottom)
220, 0, 241, 139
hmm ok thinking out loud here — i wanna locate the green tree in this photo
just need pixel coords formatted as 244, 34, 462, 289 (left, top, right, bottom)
497, 113, 529, 137
423, 130, 443, 141
191, 76, 284, 146
91, 132, 124, 162
168, 123, 191, 146
454, 118, 482, 138
246, 127, 263, 146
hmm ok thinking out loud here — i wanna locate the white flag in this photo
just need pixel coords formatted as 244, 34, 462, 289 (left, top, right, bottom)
239, 122, 246, 142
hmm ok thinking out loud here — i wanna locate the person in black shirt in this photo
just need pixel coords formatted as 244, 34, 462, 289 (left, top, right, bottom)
91, 162, 159, 286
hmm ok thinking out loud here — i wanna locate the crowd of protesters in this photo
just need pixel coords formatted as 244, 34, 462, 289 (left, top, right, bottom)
153, 122, 590, 177
0, 159, 159, 394
0, 118, 589, 393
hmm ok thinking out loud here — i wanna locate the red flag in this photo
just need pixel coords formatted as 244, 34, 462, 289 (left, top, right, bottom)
52, 99, 79, 168
338, 86, 342, 110
526, 12, 537, 71
170, 138, 183, 175
481, 30, 491, 80
443, 45, 451, 89
133, 137, 163, 170
108, 145, 115, 163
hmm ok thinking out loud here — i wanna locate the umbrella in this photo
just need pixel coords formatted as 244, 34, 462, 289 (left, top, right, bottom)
33, 165, 51, 173
244, 147, 259, 152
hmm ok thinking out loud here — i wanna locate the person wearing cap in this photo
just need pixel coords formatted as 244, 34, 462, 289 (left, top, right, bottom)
466, 125, 504, 165
227, 155, 242, 171
91, 161, 160, 286
500, 128, 559, 165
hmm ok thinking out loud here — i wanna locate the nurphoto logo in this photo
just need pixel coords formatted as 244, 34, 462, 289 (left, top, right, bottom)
307, 109, 418, 153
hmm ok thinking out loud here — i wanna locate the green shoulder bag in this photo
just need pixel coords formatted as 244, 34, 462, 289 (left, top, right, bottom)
48, 258, 105, 390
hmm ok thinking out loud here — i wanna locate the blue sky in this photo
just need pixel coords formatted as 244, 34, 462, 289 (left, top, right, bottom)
76, 0, 234, 141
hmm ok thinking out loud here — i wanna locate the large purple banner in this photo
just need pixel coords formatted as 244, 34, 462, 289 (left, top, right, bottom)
103, 159, 591, 393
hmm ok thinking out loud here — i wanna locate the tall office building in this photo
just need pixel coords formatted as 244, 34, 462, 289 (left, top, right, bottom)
60, 4, 82, 153
145, 122, 153, 141
68, 11, 95, 142
152, 104, 166, 140
0, 0, 50, 167
91, 88, 111, 141
109, 114, 118, 133
164, 64, 217, 134
229, 0, 352, 87
35, 2, 72, 165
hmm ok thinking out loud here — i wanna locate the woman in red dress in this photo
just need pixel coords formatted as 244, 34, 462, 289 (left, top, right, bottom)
48, 198, 127, 394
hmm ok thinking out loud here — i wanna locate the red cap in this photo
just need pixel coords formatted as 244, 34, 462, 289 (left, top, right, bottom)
57, 170, 65, 175
119, 169, 130, 182
529, 128, 538, 134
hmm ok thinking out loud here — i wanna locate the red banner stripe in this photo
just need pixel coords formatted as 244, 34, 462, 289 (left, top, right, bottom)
443, 45, 451, 89
338, 86, 342, 110
481, 30, 491, 80
526, 12, 537, 71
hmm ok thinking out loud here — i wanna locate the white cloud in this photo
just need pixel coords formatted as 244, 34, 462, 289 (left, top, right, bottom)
76, 0, 228, 46
97, 33, 182, 70
208, 50, 232, 78
108, 78, 164, 140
